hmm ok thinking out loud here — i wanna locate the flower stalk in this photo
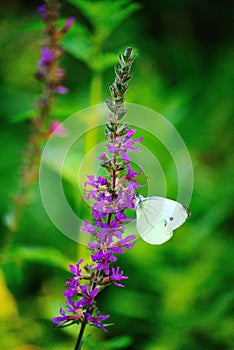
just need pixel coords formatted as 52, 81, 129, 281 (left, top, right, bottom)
7, 0, 74, 232
74, 321, 87, 350
53, 47, 143, 348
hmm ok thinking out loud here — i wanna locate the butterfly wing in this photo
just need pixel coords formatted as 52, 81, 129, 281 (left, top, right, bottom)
136, 196, 189, 245
136, 198, 173, 244
148, 196, 190, 231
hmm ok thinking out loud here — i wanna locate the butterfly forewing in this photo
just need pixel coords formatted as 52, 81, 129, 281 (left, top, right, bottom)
135, 195, 190, 245
136, 198, 173, 244
148, 197, 189, 231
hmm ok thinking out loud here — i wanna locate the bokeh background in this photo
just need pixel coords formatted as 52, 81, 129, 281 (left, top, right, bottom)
0, 0, 233, 349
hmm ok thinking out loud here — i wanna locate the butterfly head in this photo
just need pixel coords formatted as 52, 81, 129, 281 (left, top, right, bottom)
134, 193, 146, 210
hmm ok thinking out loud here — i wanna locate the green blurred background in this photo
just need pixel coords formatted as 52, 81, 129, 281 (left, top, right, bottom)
0, 0, 233, 349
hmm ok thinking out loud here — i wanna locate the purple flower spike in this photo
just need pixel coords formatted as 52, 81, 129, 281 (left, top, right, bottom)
53, 48, 138, 341
36, 2, 74, 97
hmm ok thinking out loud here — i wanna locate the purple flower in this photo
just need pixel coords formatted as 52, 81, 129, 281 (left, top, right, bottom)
99, 152, 109, 161
102, 219, 125, 238
52, 299, 85, 326
125, 129, 135, 139
109, 267, 128, 287
69, 258, 84, 276
92, 250, 117, 275
64, 259, 84, 297
56, 85, 69, 94
49, 120, 68, 137
52, 305, 69, 326
90, 190, 134, 220
37, 5, 47, 21
112, 235, 136, 250
89, 220, 125, 242
36, 46, 54, 77
85, 175, 107, 188
78, 286, 99, 307
106, 128, 143, 162
62, 17, 76, 32
65, 296, 84, 312
38, 46, 53, 65
80, 220, 97, 235
84, 175, 109, 200
84, 310, 110, 332
126, 163, 142, 181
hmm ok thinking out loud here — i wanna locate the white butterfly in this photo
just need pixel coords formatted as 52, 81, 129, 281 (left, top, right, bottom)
135, 195, 190, 245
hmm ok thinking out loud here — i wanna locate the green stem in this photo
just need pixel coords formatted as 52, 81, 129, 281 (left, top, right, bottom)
74, 322, 87, 350
90, 71, 102, 106
84, 71, 103, 165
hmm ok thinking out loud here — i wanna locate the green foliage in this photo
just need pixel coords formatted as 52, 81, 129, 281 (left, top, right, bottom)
7, 245, 71, 269
85, 334, 133, 349
66, 0, 140, 43
63, 0, 140, 72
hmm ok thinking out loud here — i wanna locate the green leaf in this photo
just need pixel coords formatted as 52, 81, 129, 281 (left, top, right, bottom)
63, 2, 140, 71
66, 0, 140, 43
22, 17, 74, 32
104, 336, 133, 349
8, 245, 70, 270
90, 52, 119, 72
62, 22, 122, 71
9, 109, 34, 123
22, 21, 44, 31
85, 334, 133, 350
61, 21, 92, 63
